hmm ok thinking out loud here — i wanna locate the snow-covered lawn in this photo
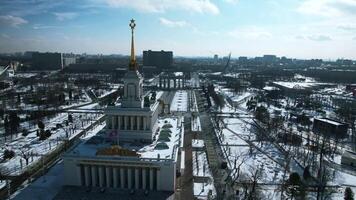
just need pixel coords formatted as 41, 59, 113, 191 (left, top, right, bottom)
193, 150, 212, 178
194, 182, 216, 200
0, 103, 104, 181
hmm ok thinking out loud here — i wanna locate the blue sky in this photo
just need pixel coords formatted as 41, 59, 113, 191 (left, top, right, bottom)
0, 0, 356, 59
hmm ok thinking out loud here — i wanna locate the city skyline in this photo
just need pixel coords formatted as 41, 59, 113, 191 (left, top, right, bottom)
1, 0, 356, 60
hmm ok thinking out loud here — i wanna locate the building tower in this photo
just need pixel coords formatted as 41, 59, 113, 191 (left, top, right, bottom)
121, 19, 144, 108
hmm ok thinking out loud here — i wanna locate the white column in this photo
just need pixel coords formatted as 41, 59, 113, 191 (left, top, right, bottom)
143, 116, 147, 130
135, 168, 139, 189
128, 168, 132, 189
113, 168, 118, 188
77, 165, 82, 185
84, 165, 91, 187
111, 116, 116, 130
124, 116, 128, 130
137, 116, 141, 130
142, 168, 147, 190
118, 116, 121, 130
120, 168, 125, 189
91, 166, 97, 187
105, 167, 111, 187
156, 169, 161, 190
149, 168, 154, 190
99, 166, 104, 187
130, 116, 134, 130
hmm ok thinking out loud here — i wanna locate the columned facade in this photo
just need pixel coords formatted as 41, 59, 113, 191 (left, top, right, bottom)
158, 76, 187, 89
77, 164, 163, 190
106, 115, 152, 131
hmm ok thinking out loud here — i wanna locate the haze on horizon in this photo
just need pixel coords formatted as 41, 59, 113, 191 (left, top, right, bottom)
0, 0, 356, 60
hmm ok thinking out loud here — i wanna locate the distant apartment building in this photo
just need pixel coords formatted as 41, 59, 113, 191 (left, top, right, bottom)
32, 52, 76, 70
32, 52, 62, 70
238, 56, 248, 63
143, 50, 173, 69
63, 57, 76, 67
263, 55, 277, 63
312, 118, 349, 138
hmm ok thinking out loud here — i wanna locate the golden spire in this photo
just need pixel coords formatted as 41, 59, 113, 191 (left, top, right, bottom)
129, 19, 137, 71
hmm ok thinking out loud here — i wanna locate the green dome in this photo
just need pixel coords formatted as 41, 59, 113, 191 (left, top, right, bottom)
155, 142, 169, 150
160, 129, 172, 134
162, 123, 173, 128
158, 136, 170, 142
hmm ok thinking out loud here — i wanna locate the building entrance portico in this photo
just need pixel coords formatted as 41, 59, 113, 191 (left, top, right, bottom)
158, 72, 187, 89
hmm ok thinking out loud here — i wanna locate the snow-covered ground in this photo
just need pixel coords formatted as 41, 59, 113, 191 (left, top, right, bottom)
10, 122, 106, 200
194, 182, 216, 200
193, 151, 212, 178
192, 142, 216, 200
0, 102, 104, 184
216, 83, 356, 199
191, 116, 201, 132
170, 90, 188, 112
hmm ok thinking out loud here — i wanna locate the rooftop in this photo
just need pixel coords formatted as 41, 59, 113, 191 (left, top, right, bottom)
66, 117, 183, 161
316, 118, 346, 126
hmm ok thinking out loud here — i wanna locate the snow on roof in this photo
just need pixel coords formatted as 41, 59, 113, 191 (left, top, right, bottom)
192, 139, 205, 148
67, 117, 183, 161
273, 81, 318, 89
343, 150, 356, 160
230, 92, 252, 103
316, 118, 345, 126
180, 150, 185, 172
263, 86, 280, 91
174, 72, 183, 76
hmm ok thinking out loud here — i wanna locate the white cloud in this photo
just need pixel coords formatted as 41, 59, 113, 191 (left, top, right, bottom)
159, 18, 189, 28
1, 33, 10, 38
105, 0, 219, 15
298, 0, 356, 17
224, 0, 239, 4
0, 15, 27, 27
54, 12, 78, 21
338, 23, 356, 31
295, 35, 304, 40
295, 34, 332, 41
308, 34, 332, 41
228, 26, 272, 39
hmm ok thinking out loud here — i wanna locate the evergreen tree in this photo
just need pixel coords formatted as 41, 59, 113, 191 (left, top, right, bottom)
345, 187, 354, 200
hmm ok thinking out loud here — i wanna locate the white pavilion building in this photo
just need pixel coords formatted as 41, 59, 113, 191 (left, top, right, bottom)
62, 19, 183, 192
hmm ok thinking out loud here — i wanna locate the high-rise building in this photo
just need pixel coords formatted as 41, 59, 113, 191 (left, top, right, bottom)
143, 50, 173, 69
263, 55, 277, 63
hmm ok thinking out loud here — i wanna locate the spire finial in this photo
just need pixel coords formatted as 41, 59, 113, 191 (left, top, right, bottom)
129, 19, 137, 71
